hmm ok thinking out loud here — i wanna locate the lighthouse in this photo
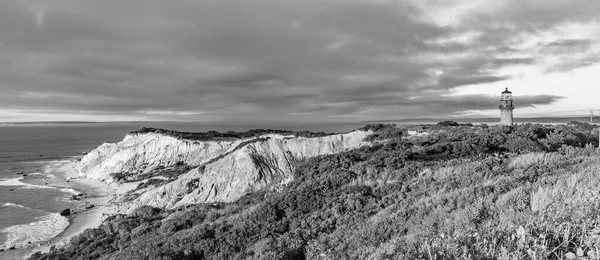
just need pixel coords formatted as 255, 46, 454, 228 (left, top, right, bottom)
499, 88, 514, 125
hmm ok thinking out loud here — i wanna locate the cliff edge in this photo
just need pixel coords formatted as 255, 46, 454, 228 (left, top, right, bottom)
76, 129, 372, 211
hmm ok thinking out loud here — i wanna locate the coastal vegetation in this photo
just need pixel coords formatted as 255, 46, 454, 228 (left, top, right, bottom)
30, 122, 600, 259
130, 127, 333, 141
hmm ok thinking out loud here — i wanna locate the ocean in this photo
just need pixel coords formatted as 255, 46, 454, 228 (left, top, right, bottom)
0, 123, 139, 250
0, 121, 369, 250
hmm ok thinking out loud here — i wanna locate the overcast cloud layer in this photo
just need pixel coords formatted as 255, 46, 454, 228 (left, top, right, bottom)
0, 0, 599, 122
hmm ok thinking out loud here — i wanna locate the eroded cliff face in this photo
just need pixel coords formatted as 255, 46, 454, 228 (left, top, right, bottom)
77, 130, 372, 211
77, 133, 244, 181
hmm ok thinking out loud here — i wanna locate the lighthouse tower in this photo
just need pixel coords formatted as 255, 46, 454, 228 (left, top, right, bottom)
499, 88, 514, 125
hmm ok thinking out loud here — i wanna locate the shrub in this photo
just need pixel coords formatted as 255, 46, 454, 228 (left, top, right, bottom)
360, 124, 404, 141
130, 206, 162, 219
129, 127, 335, 141
110, 172, 135, 182
437, 120, 459, 127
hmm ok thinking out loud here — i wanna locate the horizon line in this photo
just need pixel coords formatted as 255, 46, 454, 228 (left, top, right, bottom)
1, 115, 596, 125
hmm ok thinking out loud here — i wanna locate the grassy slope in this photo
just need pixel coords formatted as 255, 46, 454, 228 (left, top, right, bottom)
31, 122, 600, 260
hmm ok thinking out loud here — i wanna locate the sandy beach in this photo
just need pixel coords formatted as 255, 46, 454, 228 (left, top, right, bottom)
1, 160, 118, 260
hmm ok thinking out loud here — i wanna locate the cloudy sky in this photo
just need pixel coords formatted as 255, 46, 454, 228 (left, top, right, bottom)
0, 0, 599, 122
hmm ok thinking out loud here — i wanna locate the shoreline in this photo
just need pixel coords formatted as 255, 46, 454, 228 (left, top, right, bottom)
1, 159, 118, 260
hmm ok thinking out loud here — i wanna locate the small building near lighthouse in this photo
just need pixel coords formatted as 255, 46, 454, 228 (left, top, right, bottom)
499, 88, 514, 125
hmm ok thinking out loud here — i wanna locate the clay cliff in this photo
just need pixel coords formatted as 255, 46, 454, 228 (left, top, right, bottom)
76, 129, 372, 211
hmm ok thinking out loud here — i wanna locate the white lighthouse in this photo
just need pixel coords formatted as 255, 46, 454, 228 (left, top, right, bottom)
499, 88, 514, 125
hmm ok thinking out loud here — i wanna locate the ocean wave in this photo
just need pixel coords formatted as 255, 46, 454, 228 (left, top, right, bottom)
0, 177, 54, 190
59, 188, 79, 195
0, 213, 70, 250
0, 177, 79, 195
0, 203, 50, 215
0, 156, 73, 164
0, 202, 30, 209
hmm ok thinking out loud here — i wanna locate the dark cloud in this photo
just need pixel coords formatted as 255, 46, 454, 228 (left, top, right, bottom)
488, 57, 536, 68
0, 0, 593, 121
437, 75, 511, 89
545, 56, 600, 73
404, 94, 563, 110
545, 39, 594, 48
542, 39, 594, 54
197, 72, 281, 89
467, 0, 600, 31
290, 93, 563, 119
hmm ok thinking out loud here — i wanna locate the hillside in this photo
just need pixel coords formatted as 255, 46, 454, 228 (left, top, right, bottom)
76, 128, 371, 212
31, 122, 600, 259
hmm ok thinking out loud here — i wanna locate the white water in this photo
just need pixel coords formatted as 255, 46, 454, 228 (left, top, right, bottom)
0, 203, 29, 209
0, 213, 70, 250
0, 177, 78, 195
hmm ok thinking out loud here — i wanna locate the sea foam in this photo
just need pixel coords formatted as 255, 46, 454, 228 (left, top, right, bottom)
0, 213, 69, 250
0, 202, 29, 209
0, 177, 52, 189
0, 177, 78, 194
59, 188, 79, 195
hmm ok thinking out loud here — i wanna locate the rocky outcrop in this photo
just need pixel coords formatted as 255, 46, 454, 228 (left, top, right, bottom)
59, 209, 71, 216
77, 130, 372, 211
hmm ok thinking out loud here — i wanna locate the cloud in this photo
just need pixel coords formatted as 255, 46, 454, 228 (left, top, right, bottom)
0, 0, 595, 122
545, 56, 600, 73
437, 75, 511, 89
430, 94, 563, 110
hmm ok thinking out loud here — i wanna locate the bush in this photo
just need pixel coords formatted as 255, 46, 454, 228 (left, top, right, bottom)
110, 172, 135, 182
129, 127, 335, 141
437, 120, 459, 126
360, 124, 404, 141
130, 206, 162, 219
